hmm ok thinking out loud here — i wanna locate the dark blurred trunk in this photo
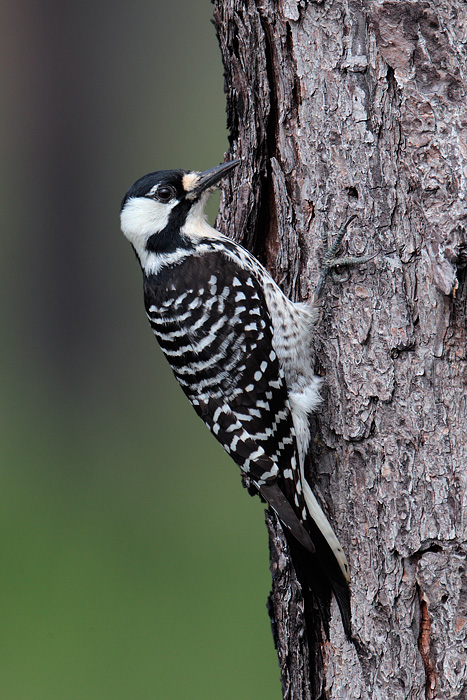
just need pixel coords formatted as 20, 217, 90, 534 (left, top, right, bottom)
213, 1, 467, 698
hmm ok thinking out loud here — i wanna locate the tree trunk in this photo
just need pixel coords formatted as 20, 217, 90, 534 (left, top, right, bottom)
213, 1, 467, 698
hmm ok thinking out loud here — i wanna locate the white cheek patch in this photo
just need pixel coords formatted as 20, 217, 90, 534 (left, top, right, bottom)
120, 197, 176, 256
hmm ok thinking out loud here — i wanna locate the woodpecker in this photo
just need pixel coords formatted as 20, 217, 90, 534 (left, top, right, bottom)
120, 160, 357, 638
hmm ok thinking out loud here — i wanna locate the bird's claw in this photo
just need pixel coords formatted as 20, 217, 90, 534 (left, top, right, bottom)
315, 215, 375, 298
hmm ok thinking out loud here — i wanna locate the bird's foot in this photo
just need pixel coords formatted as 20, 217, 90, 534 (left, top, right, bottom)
314, 215, 376, 298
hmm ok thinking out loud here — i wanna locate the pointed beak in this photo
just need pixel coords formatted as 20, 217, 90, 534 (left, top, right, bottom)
194, 159, 240, 194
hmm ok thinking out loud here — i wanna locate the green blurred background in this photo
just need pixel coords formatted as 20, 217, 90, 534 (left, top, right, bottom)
0, 2, 280, 697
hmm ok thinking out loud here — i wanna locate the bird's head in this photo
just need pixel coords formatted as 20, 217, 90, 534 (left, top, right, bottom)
120, 160, 240, 259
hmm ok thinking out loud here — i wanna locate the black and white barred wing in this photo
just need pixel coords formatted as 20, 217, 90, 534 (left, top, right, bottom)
143, 250, 314, 551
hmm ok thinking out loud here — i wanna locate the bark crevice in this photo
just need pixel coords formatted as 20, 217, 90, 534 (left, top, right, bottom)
417, 585, 438, 700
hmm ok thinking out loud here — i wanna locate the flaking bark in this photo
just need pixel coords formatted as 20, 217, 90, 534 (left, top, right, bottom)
213, 1, 467, 698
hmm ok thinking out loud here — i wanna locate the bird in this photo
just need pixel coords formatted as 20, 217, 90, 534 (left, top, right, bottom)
120, 159, 359, 639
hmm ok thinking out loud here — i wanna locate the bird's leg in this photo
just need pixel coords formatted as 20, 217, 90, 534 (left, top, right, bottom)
314, 215, 376, 298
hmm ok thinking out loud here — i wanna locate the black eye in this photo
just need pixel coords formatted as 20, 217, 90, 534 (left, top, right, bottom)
154, 185, 176, 202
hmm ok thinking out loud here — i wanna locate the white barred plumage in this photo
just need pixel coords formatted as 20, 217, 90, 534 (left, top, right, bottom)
120, 160, 352, 637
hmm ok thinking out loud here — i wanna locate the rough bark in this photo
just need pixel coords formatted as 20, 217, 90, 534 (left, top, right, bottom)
213, 1, 467, 698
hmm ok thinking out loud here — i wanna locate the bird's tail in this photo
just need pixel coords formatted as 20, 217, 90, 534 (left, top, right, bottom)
284, 517, 352, 640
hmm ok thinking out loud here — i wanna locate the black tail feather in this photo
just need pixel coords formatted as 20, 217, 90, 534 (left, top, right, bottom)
284, 519, 352, 640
